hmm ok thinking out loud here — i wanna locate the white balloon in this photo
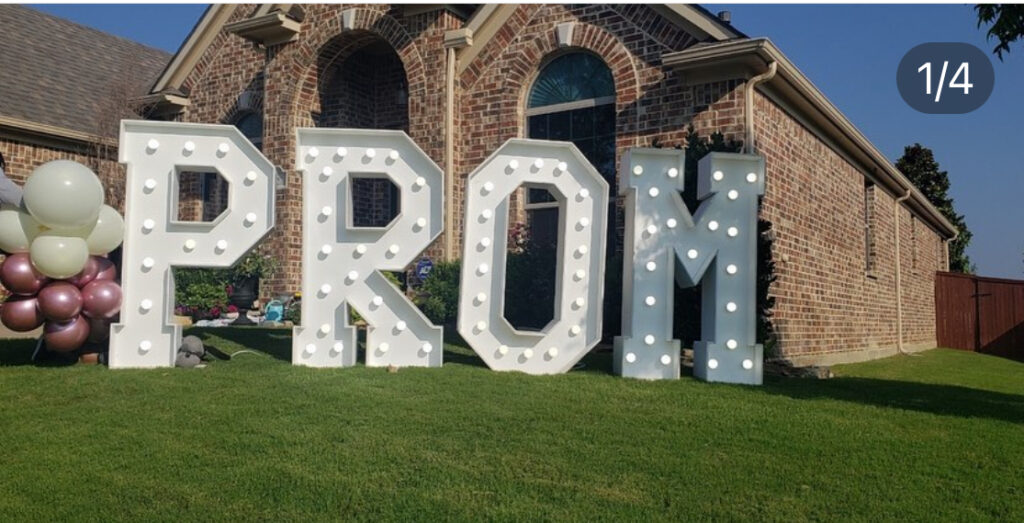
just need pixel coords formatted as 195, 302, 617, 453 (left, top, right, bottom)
44, 223, 95, 240
85, 205, 125, 255
29, 235, 89, 279
23, 160, 104, 229
0, 205, 46, 253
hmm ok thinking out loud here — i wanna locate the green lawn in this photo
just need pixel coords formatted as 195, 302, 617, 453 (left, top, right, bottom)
2, 330, 1023, 521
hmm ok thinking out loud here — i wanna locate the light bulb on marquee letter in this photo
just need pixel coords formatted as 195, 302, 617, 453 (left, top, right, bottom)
110, 121, 276, 367
292, 129, 443, 368
458, 139, 608, 374
614, 149, 764, 384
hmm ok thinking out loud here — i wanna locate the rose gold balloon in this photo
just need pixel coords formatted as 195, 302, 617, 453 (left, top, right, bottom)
37, 281, 84, 322
0, 296, 45, 332
44, 315, 90, 353
0, 253, 50, 295
66, 256, 100, 288
81, 280, 122, 319
86, 316, 111, 343
93, 257, 117, 282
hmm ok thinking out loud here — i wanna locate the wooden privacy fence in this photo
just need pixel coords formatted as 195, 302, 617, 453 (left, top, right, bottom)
935, 271, 1024, 361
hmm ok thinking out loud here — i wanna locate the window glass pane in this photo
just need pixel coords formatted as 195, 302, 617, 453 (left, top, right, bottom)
235, 112, 263, 150
528, 115, 548, 139
570, 107, 594, 137
593, 104, 615, 133
547, 111, 571, 141
594, 135, 616, 182
528, 53, 614, 108
573, 138, 595, 163
528, 188, 557, 204
527, 104, 615, 185
527, 208, 560, 248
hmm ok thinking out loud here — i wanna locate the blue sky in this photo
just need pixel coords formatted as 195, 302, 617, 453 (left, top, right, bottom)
29, 4, 1024, 278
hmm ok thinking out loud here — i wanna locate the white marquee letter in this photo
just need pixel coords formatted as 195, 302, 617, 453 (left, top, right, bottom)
458, 139, 608, 374
111, 121, 276, 367
293, 129, 443, 368
614, 149, 764, 384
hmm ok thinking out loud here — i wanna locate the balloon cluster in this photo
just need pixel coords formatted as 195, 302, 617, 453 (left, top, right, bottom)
0, 160, 125, 353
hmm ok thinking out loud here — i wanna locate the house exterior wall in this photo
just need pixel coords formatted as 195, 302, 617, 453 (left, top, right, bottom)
753, 92, 945, 365
0, 137, 124, 212
165, 3, 948, 365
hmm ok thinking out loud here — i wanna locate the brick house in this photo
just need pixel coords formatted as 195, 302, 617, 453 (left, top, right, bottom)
2, 4, 959, 366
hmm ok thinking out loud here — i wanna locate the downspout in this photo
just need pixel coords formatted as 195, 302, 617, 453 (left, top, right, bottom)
894, 188, 912, 354
942, 230, 958, 272
744, 61, 777, 154
444, 47, 456, 261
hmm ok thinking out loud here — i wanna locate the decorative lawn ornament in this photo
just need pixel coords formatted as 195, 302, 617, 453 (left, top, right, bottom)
292, 129, 444, 368
0, 205, 45, 253
22, 159, 105, 230
110, 121, 276, 368
0, 253, 50, 295
457, 140, 609, 375
0, 159, 126, 353
614, 149, 765, 384
105, 122, 767, 385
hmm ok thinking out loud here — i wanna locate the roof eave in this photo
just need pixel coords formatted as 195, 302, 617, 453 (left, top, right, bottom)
0, 115, 117, 150
150, 4, 238, 94
651, 4, 744, 42
662, 38, 958, 239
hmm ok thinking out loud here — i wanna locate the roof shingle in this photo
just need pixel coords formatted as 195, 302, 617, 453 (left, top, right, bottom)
0, 5, 171, 138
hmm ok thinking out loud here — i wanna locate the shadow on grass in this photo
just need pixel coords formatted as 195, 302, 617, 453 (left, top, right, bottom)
0, 338, 89, 367
0, 338, 41, 366
762, 375, 1024, 424
187, 327, 292, 362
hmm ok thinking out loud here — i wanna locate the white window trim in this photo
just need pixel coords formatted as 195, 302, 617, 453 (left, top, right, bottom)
525, 95, 615, 117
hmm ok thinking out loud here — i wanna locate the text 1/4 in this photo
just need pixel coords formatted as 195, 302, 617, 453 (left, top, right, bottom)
917, 61, 972, 103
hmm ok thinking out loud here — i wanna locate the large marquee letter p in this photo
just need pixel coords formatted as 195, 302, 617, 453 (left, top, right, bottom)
111, 121, 276, 368
615, 149, 765, 384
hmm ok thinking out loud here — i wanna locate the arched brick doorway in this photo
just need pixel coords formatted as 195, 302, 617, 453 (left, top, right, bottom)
314, 34, 409, 228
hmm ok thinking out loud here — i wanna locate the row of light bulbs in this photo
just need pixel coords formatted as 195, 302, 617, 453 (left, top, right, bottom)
138, 138, 257, 354
306, 146, 431, 359
627, 164, 759, 372
471, 157, 594, 363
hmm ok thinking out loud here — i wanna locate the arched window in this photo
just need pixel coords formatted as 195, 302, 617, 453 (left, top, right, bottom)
525, 52, 616, 245
234, 111, 263, 151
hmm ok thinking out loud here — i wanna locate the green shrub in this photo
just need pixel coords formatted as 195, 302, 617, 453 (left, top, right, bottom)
283, 301, 301, 325
414, 261, 461, 325
229, 250, 279, 282
177, 281, 229, 320
174, 268, 230, 314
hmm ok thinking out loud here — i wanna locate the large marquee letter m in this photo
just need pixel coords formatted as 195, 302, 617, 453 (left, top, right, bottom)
614, 148, 765, 384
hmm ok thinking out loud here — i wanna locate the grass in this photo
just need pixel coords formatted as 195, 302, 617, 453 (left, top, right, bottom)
1, 329, 1023, 521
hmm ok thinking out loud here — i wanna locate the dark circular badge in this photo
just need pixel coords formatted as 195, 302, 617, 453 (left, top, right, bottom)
896, 42, 994, 114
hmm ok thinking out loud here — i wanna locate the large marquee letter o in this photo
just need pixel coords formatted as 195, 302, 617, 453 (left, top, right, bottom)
458, 139, 608, 374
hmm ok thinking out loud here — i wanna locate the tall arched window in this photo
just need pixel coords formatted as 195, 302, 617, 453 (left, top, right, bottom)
525, 52, 616, 246
234, 111, 263, 151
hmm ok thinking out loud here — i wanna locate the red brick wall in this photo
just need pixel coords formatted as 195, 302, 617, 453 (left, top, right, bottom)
0, 137, 124, 211
753, 92, 944, 364
454, 4, 740, 249
235, 4, 458, 296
